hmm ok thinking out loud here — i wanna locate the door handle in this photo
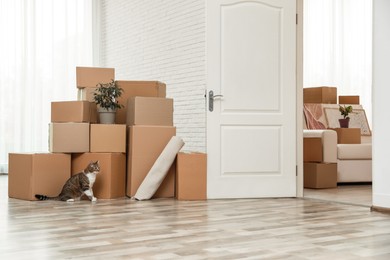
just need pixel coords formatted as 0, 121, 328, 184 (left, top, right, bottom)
209, 90, 224, 111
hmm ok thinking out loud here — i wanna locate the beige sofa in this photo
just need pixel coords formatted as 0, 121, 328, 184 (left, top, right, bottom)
303, 104, 372, 183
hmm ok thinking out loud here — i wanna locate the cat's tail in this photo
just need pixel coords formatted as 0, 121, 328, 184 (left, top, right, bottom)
35, 194, 59, 201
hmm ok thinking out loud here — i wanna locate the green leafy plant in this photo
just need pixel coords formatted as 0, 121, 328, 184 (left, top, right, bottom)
93, 79, 124, 110
339, 105, 353, 119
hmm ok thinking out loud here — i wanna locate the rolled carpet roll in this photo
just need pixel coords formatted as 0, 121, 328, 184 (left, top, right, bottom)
134, 136, 185, 200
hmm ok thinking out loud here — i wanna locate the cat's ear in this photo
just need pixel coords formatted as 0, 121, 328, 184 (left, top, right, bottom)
95, 160, 99, 165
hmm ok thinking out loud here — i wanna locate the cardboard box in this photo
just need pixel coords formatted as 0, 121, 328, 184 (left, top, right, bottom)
115, 80, 166, 124
8, 153, 71, 200
51, 101, 97, 123
339, 95, 360, 104
331, 128, 361, 144
49, 123, 90, 153
303, 87, 337, 104
71, 153, 126, 199
176, 152, 207, 200
303, 138, 323, 162
90, 124, 126, 153
77, 87, 97, 102
127, 125, 176, 198
126, 97, 173, 126
304, 163, 337, 188
76, 67, 115, 89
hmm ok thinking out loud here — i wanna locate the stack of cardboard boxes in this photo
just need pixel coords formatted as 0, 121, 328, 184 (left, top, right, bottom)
126, 96, 176, 199
303, 86, 338, 188
303, 137, 337, 188
9, 66, 207, 201
303, 87, 363, 188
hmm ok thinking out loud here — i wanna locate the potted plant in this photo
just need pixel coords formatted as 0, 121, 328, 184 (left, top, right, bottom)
338, 105, 353, 128
93, 79, 124, 124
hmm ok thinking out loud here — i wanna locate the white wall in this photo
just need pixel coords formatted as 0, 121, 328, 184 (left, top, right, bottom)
99, 0, 206, 152
372, 0, 390, 208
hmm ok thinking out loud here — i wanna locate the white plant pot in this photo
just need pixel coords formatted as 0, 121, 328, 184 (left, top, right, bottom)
98, 107, 116, 124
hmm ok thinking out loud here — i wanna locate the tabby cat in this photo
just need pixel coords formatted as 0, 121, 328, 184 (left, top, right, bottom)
35, 161, 100, 202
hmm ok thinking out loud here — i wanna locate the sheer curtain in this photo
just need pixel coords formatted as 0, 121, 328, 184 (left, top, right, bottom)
0, 0, 94, 173
304, 0, 373, 124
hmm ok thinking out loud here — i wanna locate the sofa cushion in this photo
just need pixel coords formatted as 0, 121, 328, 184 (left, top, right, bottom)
337, 160, 372, 182
337, 143, 372, 160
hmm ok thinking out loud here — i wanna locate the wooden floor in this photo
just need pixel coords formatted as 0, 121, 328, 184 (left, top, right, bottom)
304, 184, 372, 207
1, 175, 390, 259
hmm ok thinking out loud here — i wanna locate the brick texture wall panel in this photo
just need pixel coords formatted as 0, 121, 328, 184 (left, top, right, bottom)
100, 0, 206, 152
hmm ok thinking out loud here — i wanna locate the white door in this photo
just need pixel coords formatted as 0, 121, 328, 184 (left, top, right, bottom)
207, 0, 297, 198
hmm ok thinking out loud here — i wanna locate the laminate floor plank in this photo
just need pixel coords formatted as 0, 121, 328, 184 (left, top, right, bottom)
304, 184, 372, 206
1, 176, 389, 259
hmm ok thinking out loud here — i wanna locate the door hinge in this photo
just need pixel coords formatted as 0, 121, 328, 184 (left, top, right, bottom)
296, 14, 298, 25
296, 165, 298, 176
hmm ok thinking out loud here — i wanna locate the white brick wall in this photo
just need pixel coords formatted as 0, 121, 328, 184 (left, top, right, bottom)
99, 0, 206, 152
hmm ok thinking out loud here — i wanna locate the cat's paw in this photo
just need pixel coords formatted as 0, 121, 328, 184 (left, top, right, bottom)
92, 197, 97, 202
66, 199, 75, 202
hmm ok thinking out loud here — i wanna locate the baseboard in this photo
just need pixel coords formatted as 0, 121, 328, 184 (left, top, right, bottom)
371, 205, 390, 214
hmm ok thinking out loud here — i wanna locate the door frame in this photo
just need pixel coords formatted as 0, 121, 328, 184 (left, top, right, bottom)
296, 0, 304, 197
298, 0, 374, 203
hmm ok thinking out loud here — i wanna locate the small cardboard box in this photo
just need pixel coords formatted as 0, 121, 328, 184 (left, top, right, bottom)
304, 163, 337, 189
90, 124, 126, 153
126, 97, 173, 126
115, 80, 166, 124
8, 153, 71, 200
331, 128, 361, 144
51, 101, 97, 123
176, 152, 207, 200
71, 153, 126, 199
76, 67, 115, 89
77, 87, 97, 102
303, 87, 337, 104
303, 138, 323, 162
49, 123, 90, 153
127, 125, 176, 198
339, 95, 360, 105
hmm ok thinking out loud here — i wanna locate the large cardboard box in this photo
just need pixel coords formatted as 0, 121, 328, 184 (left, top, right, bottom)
76, 67, 115, 89
331, 128, 361, 144
303, 87, 337, 104
90, 124, 126, 153
304, 163, 337, 188
127, 125, 176, 198
176, 152, 207, 200
51, 101, 97, 123
71, 153, 126, 199
115, 80, 166, 124
303, 137, 323, 162
8, 153, 71, 200
126, 97, 173, 126
49, 123, 90, 153
339, 95, 360, 105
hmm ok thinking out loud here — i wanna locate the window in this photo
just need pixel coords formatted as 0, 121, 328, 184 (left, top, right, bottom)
304, 0, 372, 124
0, 0, 94, 173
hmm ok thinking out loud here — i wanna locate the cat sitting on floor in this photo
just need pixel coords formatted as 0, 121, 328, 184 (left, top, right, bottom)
35, 161, 100, 202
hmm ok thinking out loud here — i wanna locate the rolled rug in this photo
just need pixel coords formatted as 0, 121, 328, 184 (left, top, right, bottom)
134, 136, 184, 200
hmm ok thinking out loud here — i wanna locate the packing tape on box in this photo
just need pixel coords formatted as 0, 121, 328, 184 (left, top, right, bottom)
133, 136, 184, 201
